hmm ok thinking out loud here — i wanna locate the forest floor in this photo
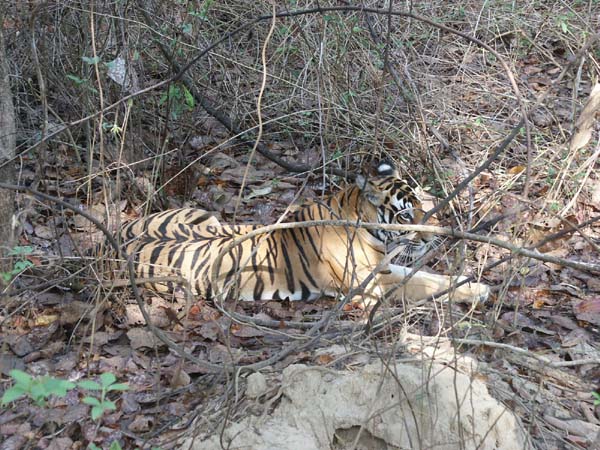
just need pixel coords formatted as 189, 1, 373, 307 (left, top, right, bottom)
1, 1, 600, 449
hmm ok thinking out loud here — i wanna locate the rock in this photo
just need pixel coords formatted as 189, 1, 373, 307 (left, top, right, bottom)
246, 372, 267, 399
183, 361, 531, 450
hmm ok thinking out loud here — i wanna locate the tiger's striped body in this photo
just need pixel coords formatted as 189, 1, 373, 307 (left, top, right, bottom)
121, 164, 489, 304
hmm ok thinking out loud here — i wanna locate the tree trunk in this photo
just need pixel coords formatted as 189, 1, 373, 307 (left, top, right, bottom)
0, 7, 16, 279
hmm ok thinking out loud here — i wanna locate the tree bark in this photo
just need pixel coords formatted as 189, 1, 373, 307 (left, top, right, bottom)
0, 7, 16, 278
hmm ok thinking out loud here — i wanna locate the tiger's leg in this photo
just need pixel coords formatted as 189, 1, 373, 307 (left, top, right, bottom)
372, 264, 490, 304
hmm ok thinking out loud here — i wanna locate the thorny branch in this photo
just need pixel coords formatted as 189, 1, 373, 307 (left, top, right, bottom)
5, 5, 536, 177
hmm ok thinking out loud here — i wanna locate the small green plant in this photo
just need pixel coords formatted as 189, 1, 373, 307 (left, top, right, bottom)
593, 391, 600, 406
181, 22, 193, 35
102, 121, 124, 137
340, 90, 357, 106
82, 55, 101, 65
3, 371, 131, 450
189, 0, 214, 21
555, 14, 571, 34
1, 369, 76, 406
549, 201, 561, 212
2, 370, 128, 421
1, 246, 35, 283
79, 372, 129, 420
66, 74, 99, 94
159, 83, 195, 119
545, 166, 557, 185
89, 443, 122, 450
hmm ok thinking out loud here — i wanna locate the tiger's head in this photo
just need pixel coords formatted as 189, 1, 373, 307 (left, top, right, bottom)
355, 161, 436, 261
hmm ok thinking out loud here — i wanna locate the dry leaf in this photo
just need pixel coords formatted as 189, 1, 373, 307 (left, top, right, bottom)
315, 354, 334, 365
72, 204, 106, 230
127, 328, 164, 350
47, 437, 74, 450
589, 177, 600, 209
507, 165, 526, 175
573, 297, 600, 326
33, 314, 59, 327
543, 416, 599, 440
231, 324, 265, 338
34, 224, 55, 239
570, 83, 600, 152
60, 301, 101, 325
170, 366, 191, 388
246, 184, 273, 199
160, 305, 183, 326
198, 322, 220, 341
127, 415, 154, 433
125, 297, 179, 328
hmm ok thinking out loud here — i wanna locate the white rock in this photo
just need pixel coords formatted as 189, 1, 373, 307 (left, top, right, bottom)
182, 361, 531, 450
246, 372, 267, 399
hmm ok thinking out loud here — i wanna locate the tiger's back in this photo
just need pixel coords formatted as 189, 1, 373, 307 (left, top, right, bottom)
122, 189, 387, 301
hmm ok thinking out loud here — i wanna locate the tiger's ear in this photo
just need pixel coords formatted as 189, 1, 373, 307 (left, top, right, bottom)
356, 174, 385, 206
376, 161, 399, 177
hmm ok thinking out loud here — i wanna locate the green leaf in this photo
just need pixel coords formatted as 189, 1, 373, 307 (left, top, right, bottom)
182, 23, 192, 35
44, 378, 76, 397
30, 382, 48, 402
89, 444, 102, 450
9, 369, 32, 386
13, 260, 33, 272
107, 383, 129, 392
189, 10, 206, 19
1, 386, 26, 404
560, 21, 568, 33
109, 441, 123, 450
66, 74, 85, 85
82, 396, 101, 406
8, 246, 34, 256
183, 87, 195, 109
99, 372, 116, 387
91, 405, 104, 421
100, 400, 117, 411
82, 55, 101, 65
79, 380, 102, 391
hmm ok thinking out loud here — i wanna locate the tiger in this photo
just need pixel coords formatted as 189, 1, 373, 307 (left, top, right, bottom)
120, 162, 489, 305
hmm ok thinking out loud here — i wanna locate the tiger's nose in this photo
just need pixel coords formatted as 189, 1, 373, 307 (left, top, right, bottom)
412, 208, 435, 242
419, 231, 435, 242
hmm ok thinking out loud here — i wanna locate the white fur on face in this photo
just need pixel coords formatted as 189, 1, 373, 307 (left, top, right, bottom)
391, 196, 414, 220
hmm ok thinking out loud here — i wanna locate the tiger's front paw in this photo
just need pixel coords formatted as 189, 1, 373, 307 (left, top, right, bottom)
454, 278, 490, 305
472, 282, 490, 304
